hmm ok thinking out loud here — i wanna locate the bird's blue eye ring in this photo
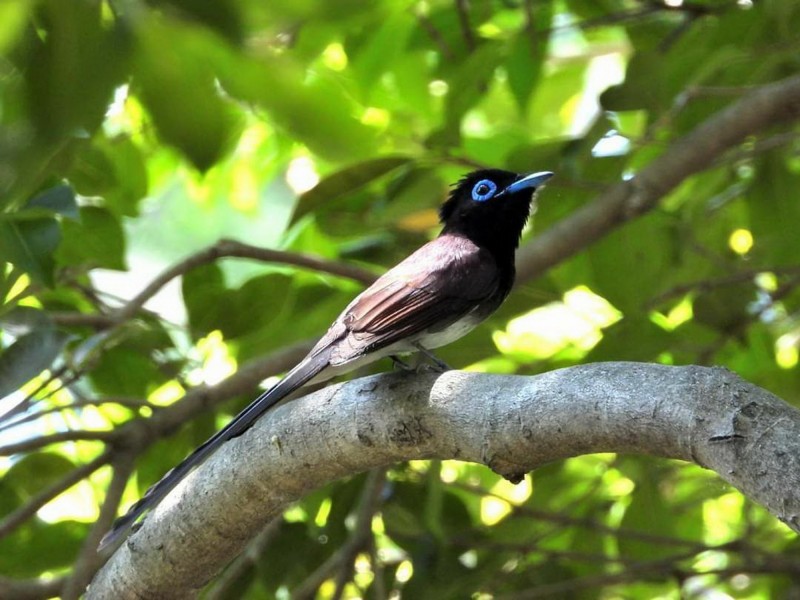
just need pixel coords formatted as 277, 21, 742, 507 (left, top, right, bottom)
471, 179, 497, 202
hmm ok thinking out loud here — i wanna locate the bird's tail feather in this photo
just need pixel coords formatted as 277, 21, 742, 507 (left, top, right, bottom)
98, 352, 329, 551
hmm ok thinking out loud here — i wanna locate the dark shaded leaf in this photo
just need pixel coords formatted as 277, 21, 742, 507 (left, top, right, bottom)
292, 157, 413, 224
506, 3, 553, 111
0, 519, 87, 577
0, 327, 70, 399
0, 218, 60, 286
27, 184, 79, 220
133, 20, 237, 170
25, 0, 127, 140
5, 452, 76, 496
56, 206, 126, 271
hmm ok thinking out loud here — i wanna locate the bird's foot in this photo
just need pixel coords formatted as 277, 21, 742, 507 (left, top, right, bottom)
412, 343, 452, 373
390, 355, 415, 371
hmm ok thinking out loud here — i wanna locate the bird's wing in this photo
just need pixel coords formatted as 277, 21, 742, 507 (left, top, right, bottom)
340, 235, 501, 352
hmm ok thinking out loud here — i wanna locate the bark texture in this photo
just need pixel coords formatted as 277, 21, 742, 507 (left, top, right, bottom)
88, 362, 800, 599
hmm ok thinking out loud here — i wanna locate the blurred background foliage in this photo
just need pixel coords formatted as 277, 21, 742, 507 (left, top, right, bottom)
1, 0, 800, 597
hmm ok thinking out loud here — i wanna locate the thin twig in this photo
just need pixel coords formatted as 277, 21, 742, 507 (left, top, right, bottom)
292, 469, 387, 600
516, 73, 800, 284
0, 429, 116, 456
204, 517, 284, 600
454, 0, 475, 51
648, 265, 800, 307
415, 13, 455, 60
61, 454, 137, 600
0, 575, 66, 600
696, 274, 800, 364
450, 480, 708, 551
0, 397, 151, 435
0, 451, 111, 539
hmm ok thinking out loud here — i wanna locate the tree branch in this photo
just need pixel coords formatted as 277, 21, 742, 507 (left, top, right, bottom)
113, 239, 377, 323
0, 430, 116, 456
516, 73, 800, 284
0, 451, 111, 539
89, 363, 800, 598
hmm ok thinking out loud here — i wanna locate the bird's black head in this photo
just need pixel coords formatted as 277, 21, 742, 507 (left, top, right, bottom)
439, 169, 553, 258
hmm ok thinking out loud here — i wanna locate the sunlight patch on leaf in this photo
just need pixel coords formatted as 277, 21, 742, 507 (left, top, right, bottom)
491, 475, 531, 505
230, 162, 258, 212
440, 460, 464, 483
148, 380, 185, 407
38, 479, 99, 523
314, 497, 332, 527
361, 107, 390, 128
652, 295, 693, 331
187, 330, 236, 386
480, 495, 511, 526
703, 492, 744, 545
285, 156, 320, 195
321, 42, 348, 71
493, 286, 621, 361
603, 468, 634, 497
728, 228, 753, 255
775, 333, 799, 369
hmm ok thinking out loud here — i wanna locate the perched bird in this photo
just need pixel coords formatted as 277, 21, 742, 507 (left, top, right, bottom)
99, 168, 553, 550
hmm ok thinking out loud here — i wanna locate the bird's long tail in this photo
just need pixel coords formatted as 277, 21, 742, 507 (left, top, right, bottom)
98, 351, 330, 551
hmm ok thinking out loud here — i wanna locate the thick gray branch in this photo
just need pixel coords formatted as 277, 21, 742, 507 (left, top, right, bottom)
88, 363, 800, 599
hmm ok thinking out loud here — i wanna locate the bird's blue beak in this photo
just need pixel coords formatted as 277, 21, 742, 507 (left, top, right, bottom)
505, 171, 554, 194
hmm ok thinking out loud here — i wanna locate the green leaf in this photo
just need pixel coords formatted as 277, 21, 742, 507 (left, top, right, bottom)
220, 53, 377, 161
616, 457, 700, 562
0, 218, 61, 286
24, 0, 127, 140
0, 520, 87, 577
444, 41, 505, 132
88, 346, 162, 397
69, 137, 148, 217
182, 262, 229, 339
587, 212, 675, 314
157, 0, 243, 43
600, 50, 665, 113
292, 157, 413, 224
0, 327, 70, 399
5, 452, 76, 497
587, 315, 672, 362
506, 3, 553, 112
26, 184, 79, 220
0, 0, 32, 55
746, 150, 800, 266
56, 206, 126, 271
133, 20, 237, 170
350, 10, 415, 98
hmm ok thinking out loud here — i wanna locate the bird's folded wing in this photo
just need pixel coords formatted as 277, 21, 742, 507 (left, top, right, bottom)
342, 240, 500, 350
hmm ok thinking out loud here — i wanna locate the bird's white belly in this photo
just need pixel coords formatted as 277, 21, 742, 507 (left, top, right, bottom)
318, 312, 484, 381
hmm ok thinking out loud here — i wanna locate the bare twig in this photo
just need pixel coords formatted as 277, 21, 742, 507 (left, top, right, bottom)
0, 397, 151, 435
204, 517, 284, 600
61, 454, 137, 600
0, 451, 111, 539
648, 265, 800, 307
454, 0, 476, 51
0, 575, 66, 600
415, 13, 456, 60
114, 239, 377, 323
0, 430, 116, 456
292, 469, 387, 600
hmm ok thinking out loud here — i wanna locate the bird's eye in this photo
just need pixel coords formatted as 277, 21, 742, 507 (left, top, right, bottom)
471, 179, 497, 202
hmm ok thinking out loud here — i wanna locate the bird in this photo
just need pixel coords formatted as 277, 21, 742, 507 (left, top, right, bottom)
99, 168, 554, 551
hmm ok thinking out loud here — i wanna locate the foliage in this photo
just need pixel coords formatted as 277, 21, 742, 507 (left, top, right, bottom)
1, 0, 799, 597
